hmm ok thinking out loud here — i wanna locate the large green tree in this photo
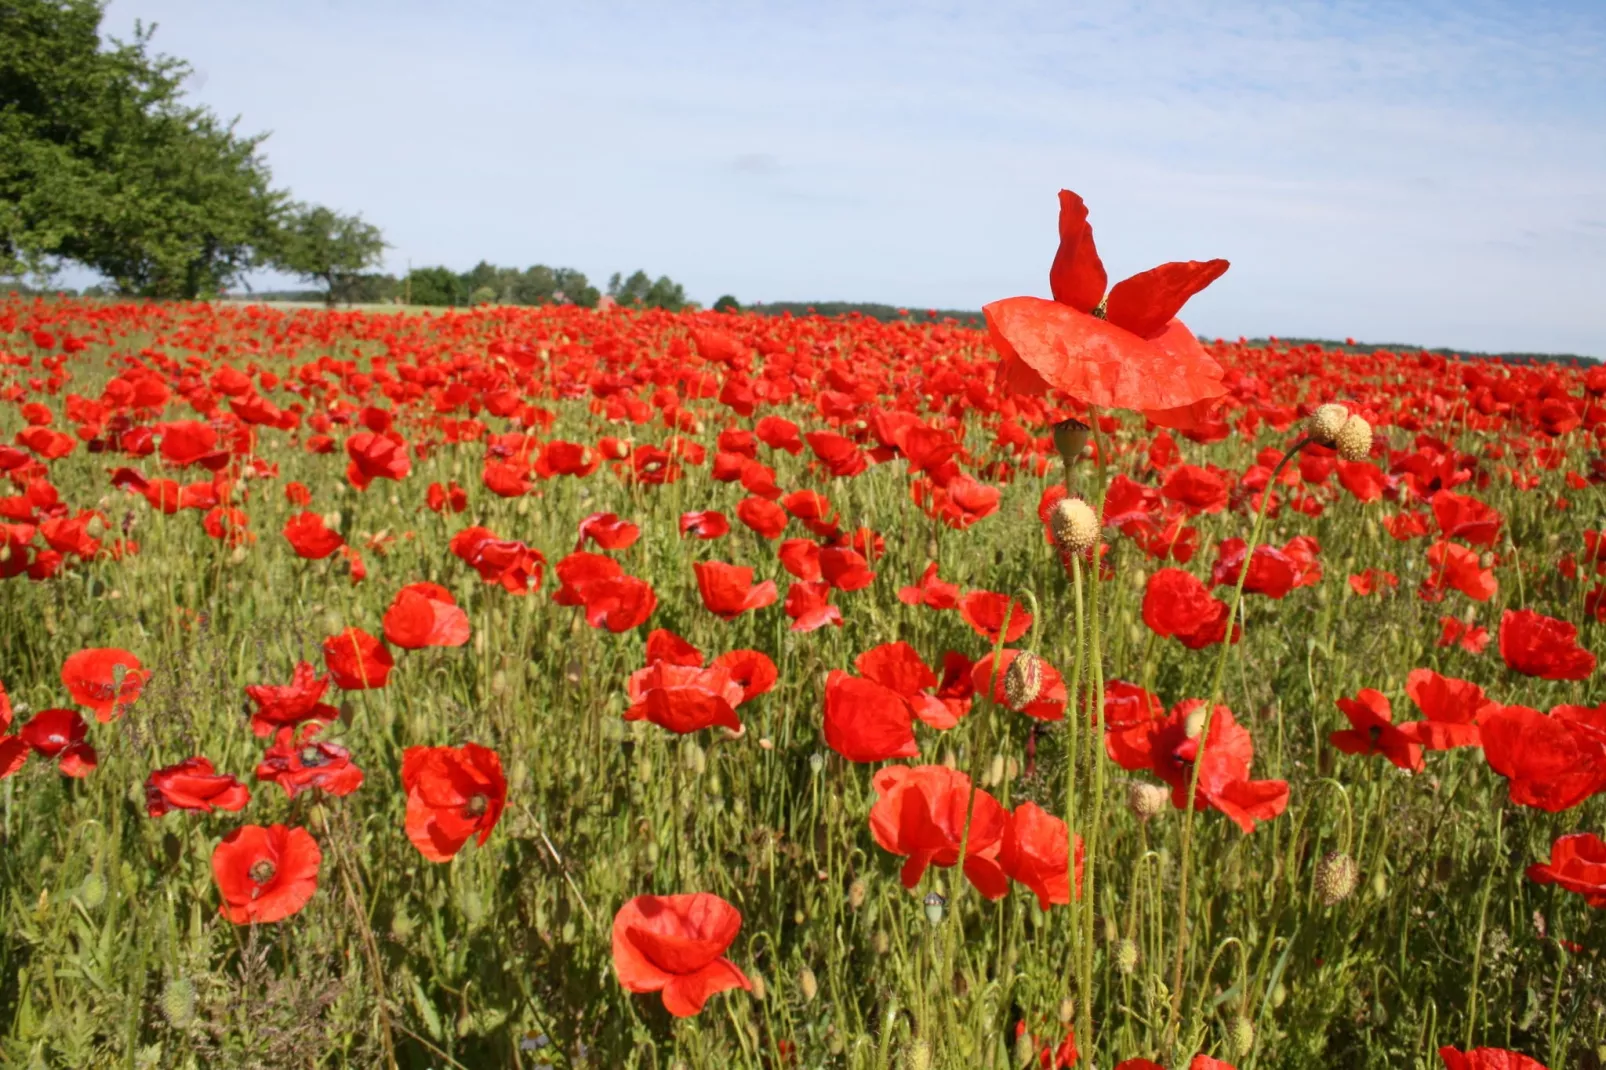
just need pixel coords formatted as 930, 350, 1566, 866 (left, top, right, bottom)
273, 203, 387, 306
608, 268, 689, 311
1, 0, 286, 297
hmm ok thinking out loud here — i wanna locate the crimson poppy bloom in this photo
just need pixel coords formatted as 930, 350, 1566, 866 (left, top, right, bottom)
868, 764, 1009, 897
1331, 689, 1424, 772
785, 580, 843, 632
1438, 1047, 1549, 1070
693, 561, 777, 619
1395, 668, 1491, 750
1525, 832, 1606, 907
382, 582, 471, 649
322, 627, 394, 690
256, 724, 365, 799
898, 562, 960, 610
212, 824, 321, 924
2, 679, 28, 777
854, 641, 970, 730
19, 707, 97, 776
1431, 490, 1504, 547
958, 590, 1032, 645
145, 757, 250, 817
612, 893, 751, 1018
1348, 569, 1399, 596
1499, 609, 1596, 680
1421, 541, 1498, 603
734, 496, 788, 539
344, 431, 410, 490
401, 743, 507, 861
1210, 539, 1297, 599
1142, 569, 1236, 649
283, 511, 344, 559
823, 670, 918, 762
819, 545, 876, 591
1438, 616, 1491, 654
449, 525, 546, 594
985, 190, 1228, 429
1479, 703, 1606, 811
626, 661, 744, 733
61, 647, 147, 722
999, 801, 1084, 909
245, 661, 340, 738
680, 510, 731, 540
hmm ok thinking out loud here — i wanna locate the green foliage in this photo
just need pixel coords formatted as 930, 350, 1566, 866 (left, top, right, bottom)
608, 268, 691, 311
0, 0, 287, 297
751, 301, 985, 327
401, 265, 465, 307
713, 294, 741, 313
270, 203, 386, 307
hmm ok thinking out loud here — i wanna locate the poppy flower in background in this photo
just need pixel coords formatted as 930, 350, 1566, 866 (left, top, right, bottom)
1348, 569, 1399, 596
61, 647, 147, 722
382, 582, 471, 649
1431, 490, 1504, 547
1, 680, 28, 778
450, 525, 547, 594
612, 893, 751, 1018
1395, 668, 1492, 750
245, 661, 340, 738
1438, 616, 1491, 654
1438, 1047, 1549, 1070
255, 723, 365, 799
1331, 689, 1424, 772
575, 511, 641, 551
344, 431, 410, 490
1142, 569, 1236, 650
897, 562, 960, 610
19, 707, 97, 776
401, 743, 507, 862
144, 757, 251, 817
735, 496, 788, 539
425, 480, 468, 513
958, 590, 1033, 645
282, 511, 344, 559
999, 801, 1084, 909
985, 189, 1229, 429
868, 763, 1009, 897
1479, 703, 1606, 812
212, 824, 321, 924
693, 561, 778, 619
1498, 609, 1596, 680
1525, 832, 1606, 907
1421, 541, 1498, 603
679, 510, 730, 540
322, 628, 395, 691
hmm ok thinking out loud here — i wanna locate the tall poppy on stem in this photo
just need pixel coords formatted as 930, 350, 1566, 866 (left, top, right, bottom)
401, 743, 507, 861
611, 893, 751, 1017
212, 824, 321, 924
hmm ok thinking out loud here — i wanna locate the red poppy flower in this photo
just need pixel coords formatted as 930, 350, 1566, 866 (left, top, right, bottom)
1431, 490, 1503, 547
868, 764, 1009, 897
278, 511, 343, 560
679, 510, 731, 540
244, 661, 340, 738
1479, 703, 1606, 812
1331, 689, 1424, 772
1525, 832, 1606, 907
958, 590, 1032, 645
20, 707, 94, 771
0, 688, 24, 777
693, 561, 777, 619
898, 562, 960, 610
382, 582, 471, 649
1162, 465, 1230, 515
1395, 669, 1491, 750
1348, 569, 1399, 596
756, 415, 803, 454
449, 525, 546, 594
1438, 616, 1490, 654
985, 190, 1228, 428
344, 431, 410, 490
145, 757, 250, 817
61, 647, 147, 722
426, 480, 468, 514
1210, 539, 1297, 599
999, 801, 1084, 909
823, 669, 918, 762
1421, 541, 1498, 603
819, 545, 876, 591
322, 627, 394, 690
1438, 1047, 1549, 1070
733, 496, 788, 539
612, 893, 752, 1018
1142, 569, 1236, 649
212, 824, 321, 924
256, 724, 365, 798
1499, 609, 1596, 680
626, 661, 744, 734
401, 743, 507, 862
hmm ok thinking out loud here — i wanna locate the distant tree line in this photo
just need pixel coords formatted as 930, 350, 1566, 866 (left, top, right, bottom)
748, 301, 985, 328
227, 263, 699, 311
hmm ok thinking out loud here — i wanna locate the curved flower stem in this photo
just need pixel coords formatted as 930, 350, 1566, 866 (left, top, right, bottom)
1166, 435, 1311, 1053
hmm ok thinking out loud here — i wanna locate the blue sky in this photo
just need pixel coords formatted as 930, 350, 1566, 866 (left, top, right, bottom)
101, 0, 1606, 355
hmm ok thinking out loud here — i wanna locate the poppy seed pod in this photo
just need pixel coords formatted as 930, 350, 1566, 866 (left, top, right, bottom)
1052, 418, 1090, 466
1307, 403, 1350, 445
1049, 497, 1099, 554
1335, 414, 1373, 462
1128, 781, 1170, 820
1004, 651, 1046, 709
1315, 851, 1359, 905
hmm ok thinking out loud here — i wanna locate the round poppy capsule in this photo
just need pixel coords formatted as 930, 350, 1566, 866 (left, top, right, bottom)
1051, 418, 1090, 466
1306, 402, 1350, 446
1315, 851, 1359, 905
1049, 497, 1099, 554
1004, 652, 1046, 709
1335, 414, 1373, 462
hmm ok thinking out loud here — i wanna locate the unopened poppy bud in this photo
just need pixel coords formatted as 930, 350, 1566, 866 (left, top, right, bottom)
1335, 414, 1372, 462
808, 752, 824, 774
79, 871, 106, 910
1315, 851, 1359, 905
1370, 870, 1388, 898
985, 753, 1006, 787
1271, 982, 1287, 1008
848, 877, 868, 910
489, 670, 509, 696
1229, 1015, 1256, 1056
1307, 403, 1350, 445
1004, 652, 1046, 709
749, 970, 767, 1001
1058, 996, 1076, 1024
1114, 938, 1140, 974
798, 966, 818, 1003
904, 1039, 933, 1070
1013, 1028, 1036, 1067
1049, 496, 1099, 554
160, 976, 197, 1030
1128, 781, 1169, 820
391, 908, 416, 939
872, 929, 890, 955
84, 515, 106, 539
1052, 418, 1090, 466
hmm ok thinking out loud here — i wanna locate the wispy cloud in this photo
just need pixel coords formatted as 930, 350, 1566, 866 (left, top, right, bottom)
101, 0, 1606, 354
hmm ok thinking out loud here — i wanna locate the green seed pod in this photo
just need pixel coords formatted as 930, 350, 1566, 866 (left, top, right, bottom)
1013, 1027, 1037, 1068
748, 970, 767, 1001
1271, 982, 1287, 1008
904, 1038, 933, 1070
923, 892, 946, 926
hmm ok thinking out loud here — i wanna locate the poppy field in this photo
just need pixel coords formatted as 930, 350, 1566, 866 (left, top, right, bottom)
1, 193, 1604, 1069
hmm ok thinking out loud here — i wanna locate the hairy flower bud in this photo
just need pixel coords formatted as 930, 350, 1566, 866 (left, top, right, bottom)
1307, 403, 1350, 445
1004, 652, 1046, 709
1114, 938, 1140, 974
1229, 1015, 1256, 1057
1128, 781, 1170, 820
1315, 851, 1360, 905
1049, 496, 1100, 554
798, 966, 818, 1004
1335, 414, 1373, 462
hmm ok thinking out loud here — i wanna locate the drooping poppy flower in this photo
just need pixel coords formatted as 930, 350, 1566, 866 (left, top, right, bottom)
1525, 832, 1606, 907
144, 757, 251, 817
401, 743, 507, 862
1438, 1046, 1549, 1070
1499, 609, 1596, 680
822, 670, 918, 762
868, 763, 1009, 897
245, 661, 340, 738
255, 723, 365, 798
999, 801, 1084, 909
1330, 689, 1424, 772
1395, 668, 1491, 749
985, 189, 1229, 429
322, 628, 395, 691
61, 647, 147, 722
693, 561, 778, 620
212, 824, 322, 924
958, 590, 1033, 645
612, 893, 752, 1018
1479, 703, 1606, 812
1142, 569, 1236, 649
382, 582, 471, 649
